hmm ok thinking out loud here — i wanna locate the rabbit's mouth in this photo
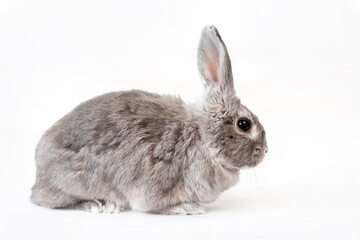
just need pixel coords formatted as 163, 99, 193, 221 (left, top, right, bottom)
217, 146, 266, 171
211, 141, 268, 171
247, 146, 267, 168
239, 157, 263, 169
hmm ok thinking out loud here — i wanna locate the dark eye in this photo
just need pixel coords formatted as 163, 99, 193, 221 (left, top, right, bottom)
237, 119, 251, 132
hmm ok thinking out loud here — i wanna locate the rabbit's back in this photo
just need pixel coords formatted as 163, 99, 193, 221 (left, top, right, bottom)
46, 90, 186, 155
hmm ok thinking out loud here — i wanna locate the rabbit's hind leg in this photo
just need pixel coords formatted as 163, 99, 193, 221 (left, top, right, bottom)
31, 183, 78, 209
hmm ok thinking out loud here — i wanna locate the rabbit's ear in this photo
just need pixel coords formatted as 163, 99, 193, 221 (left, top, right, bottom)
197, 25, 235, 99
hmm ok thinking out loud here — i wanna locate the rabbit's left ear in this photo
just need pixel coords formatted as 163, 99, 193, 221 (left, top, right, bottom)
197, 25, 235, 99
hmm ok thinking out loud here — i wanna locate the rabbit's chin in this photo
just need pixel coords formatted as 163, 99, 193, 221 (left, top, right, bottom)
242, 152, 265, 169
240, 159, 264, 169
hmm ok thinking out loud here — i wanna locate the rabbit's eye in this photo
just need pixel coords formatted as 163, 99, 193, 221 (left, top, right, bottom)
237, 119, 251, 132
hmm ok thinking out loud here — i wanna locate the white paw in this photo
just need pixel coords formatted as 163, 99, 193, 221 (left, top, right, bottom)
88, 200, 104, 214
168, 205, 188, 215
102, 201, 122, 214
166, 203, 206, 215
103, 201, 116, 214
103, 200, 130, 214
80, 200, 129, 214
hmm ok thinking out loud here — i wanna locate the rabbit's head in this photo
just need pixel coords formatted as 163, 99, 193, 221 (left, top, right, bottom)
197, 25, 267, 170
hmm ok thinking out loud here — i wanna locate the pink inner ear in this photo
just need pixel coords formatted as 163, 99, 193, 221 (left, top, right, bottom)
205, 45, 219, 83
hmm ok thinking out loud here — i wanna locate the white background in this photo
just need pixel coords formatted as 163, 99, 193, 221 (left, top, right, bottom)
1, 0, 360, 239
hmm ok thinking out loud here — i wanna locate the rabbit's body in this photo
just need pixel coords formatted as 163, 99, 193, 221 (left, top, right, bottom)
32, 90, 238, 213
31, 26, 267, 214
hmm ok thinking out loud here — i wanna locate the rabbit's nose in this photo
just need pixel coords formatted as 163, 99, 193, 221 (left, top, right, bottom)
264, 141, 268, 153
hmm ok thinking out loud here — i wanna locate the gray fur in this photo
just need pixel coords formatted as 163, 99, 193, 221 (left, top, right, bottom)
31, 25, 268, 215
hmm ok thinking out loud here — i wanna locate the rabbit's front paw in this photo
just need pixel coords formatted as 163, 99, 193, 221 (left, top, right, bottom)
76, 200, 104, 214
160, 203, 206, 215
103, 201, 130, 214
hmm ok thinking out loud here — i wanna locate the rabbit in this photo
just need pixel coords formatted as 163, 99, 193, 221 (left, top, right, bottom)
31, 25, 268, 215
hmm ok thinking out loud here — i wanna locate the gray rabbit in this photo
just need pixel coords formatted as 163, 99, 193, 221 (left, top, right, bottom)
31, 25, 268, 215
